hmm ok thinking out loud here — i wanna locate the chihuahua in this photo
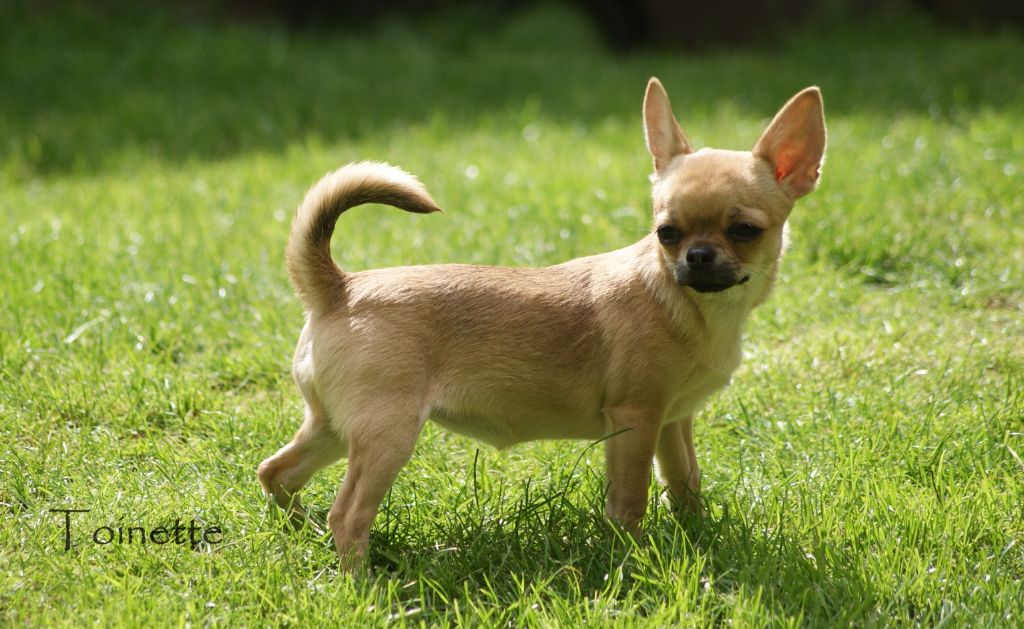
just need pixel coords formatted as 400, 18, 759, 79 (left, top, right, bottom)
258, 78, 826, 570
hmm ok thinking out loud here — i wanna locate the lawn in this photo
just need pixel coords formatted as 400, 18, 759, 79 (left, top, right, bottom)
1, 2, 1022, 626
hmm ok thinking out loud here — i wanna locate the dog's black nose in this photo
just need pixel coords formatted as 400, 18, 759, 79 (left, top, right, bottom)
686, 246, 716, 266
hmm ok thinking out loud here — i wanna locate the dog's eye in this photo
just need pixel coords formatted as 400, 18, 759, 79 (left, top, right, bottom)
656, 225, 682, 245
728, 223, 763, 241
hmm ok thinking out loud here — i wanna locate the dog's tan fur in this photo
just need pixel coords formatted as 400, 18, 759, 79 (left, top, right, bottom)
258, 78, 826, 570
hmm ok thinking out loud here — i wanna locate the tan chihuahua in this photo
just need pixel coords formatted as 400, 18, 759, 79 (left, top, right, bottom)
258, 78, 826, 570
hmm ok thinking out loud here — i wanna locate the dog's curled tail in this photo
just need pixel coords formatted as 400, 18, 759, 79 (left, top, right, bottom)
286, 161, 442, 314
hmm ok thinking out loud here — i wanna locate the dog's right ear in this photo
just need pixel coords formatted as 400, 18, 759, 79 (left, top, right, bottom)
644, 78, 692, 172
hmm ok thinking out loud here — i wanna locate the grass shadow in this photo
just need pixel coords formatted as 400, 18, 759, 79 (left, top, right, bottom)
351, 484, 882, 624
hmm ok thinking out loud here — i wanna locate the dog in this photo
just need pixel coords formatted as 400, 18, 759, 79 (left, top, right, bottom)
258, 78, 826, 571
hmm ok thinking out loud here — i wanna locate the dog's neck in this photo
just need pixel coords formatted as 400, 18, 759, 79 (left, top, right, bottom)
633, 237, 774, 376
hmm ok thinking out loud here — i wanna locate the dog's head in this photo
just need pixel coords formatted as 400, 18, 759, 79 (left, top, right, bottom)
642, 78, 826, 295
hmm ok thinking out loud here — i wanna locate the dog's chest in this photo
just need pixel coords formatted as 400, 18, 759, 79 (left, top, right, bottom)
664, 321, 744, 421
663, 365, 734, 421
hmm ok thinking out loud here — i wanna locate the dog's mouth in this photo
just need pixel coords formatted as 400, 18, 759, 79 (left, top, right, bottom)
675, 269, 750, 293
686, 280, 737, 293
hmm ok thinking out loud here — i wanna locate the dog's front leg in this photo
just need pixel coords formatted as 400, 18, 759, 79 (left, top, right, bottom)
654, 416, 703, 514
603, 408, 660, 537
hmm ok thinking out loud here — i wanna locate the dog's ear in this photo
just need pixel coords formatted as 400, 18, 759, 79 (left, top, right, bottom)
644, 78, 692, 172
753, 87, 827, 199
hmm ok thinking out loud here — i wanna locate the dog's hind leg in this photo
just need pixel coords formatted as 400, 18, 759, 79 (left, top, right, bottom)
326, 399, 426, 573
258, 399, 346, 530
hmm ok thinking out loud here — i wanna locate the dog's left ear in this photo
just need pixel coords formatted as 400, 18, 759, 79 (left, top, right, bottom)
644, 78, 692, 172
753, 87, 827, 199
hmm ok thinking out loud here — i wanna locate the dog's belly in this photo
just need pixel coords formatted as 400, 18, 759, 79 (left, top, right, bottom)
429, 402, 606, 449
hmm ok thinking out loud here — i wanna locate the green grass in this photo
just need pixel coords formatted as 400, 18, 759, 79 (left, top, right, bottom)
2, 2, 1023, 626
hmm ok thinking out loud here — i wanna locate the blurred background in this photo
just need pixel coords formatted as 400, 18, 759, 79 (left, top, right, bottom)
3, 0, 1022, 180
222, 0, 1024, 49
